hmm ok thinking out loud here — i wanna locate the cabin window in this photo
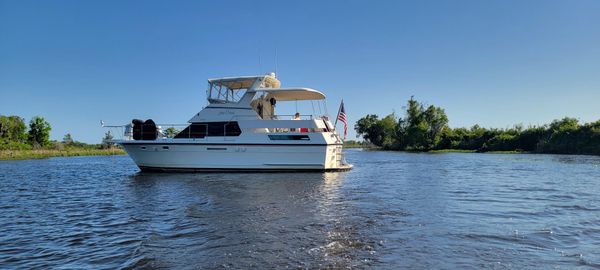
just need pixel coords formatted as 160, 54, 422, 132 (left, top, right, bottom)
206, 122, 241, 136
174, 123, 207, 138
175, 122, 241, 138
223, 122, 242, 136
268, 135, 310, 140
207, 123, 222, 136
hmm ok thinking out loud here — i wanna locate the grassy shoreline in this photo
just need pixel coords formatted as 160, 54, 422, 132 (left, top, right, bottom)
428, 149, 525, 154
352, 147, 528, 154
0, 148, 126, 160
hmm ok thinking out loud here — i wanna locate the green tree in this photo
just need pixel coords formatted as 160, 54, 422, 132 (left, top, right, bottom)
355, 114, 383, 146
164, 127, 179, 138
354, 114, 396, 148
549, 117, 579, 133
482, 133, 517, 151
378, 114, 398, 149
28, 116, 51, 148
396, 97, 448, 150
0, 115, 28, 144
538, 117, 582, 153
422, 105, 449, 149
515, 125, 545, 151
102, 131, 114, 149
63, 133, 74, 145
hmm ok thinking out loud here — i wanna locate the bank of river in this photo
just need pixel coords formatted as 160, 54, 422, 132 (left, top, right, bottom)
0, 148, 125, 160
1, 150, 600, 268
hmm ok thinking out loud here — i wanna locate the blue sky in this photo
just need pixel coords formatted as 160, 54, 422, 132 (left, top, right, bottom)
1, 0, 599, 143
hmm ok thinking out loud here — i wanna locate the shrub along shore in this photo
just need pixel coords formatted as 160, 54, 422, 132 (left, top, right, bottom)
1, 115, 124, 160
354, 97, 600, 155
1, 148, 125, 160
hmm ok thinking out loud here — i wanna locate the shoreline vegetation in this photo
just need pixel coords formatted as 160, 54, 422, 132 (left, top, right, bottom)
352, 97, 600, 155
343, 142, 525, 154
1, 148, 125, 160
344, 144, 526, 155
1, 115, 123, 160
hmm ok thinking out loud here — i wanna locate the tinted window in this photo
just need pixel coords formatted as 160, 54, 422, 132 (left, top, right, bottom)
206, 122, 242, 136
174, 124, 207, 138
223, 122, 241, 136
175, 122, 241, 138
207, 122, 224, 136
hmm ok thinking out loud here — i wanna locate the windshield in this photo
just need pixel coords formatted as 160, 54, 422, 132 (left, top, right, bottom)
206, 81, 251, 104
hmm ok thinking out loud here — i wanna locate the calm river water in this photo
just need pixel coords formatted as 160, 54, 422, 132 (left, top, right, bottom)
1, 150, 600, 269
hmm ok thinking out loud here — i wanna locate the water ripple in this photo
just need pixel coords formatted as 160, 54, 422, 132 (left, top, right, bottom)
1, 152, 600, 268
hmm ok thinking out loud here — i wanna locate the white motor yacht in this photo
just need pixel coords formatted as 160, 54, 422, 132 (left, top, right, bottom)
107, 73, 352, 172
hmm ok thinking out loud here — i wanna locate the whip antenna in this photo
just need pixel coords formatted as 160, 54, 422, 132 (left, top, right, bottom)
258, 48, 262, 74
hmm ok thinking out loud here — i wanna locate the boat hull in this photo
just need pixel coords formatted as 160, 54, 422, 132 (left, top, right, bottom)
120, 142, 351, 172
136, 165, 352, 173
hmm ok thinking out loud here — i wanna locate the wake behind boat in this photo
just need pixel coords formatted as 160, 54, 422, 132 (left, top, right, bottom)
105, 73, 352, 172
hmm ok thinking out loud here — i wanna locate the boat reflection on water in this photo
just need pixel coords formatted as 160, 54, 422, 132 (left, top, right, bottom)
123, 171, 374, 269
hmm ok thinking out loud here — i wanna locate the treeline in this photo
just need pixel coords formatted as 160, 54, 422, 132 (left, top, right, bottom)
354, 97, 600, 155
343, 140, 373, 148
0, 115, 115, 150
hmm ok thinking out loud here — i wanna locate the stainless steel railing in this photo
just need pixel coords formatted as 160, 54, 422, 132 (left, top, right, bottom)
102, 117, 335, 141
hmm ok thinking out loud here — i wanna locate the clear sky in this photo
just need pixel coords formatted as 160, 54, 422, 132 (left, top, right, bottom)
1, 0, 599, 143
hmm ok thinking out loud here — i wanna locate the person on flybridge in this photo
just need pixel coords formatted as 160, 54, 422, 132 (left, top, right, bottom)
292, 112, 309, 133
291, 112, 301, 132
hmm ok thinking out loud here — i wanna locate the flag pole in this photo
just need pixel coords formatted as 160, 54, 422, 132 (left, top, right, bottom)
334, 99, 342, 128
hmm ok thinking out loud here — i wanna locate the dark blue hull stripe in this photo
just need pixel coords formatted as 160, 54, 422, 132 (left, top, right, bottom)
120, 142, 342, 146
138, 166, 351, 173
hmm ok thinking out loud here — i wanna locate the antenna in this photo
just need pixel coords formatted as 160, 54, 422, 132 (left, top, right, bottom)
275, 48, 278, 77
258, 48, 262, 74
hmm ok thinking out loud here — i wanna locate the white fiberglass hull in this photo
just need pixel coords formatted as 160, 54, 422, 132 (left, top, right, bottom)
120, 142, 351, 172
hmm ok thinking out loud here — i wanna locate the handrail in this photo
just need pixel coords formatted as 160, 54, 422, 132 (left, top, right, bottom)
102, 118, 335, 141
269, 114, 313, 120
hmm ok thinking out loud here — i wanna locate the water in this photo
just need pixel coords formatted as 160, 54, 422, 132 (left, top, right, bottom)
1, 150, 600, 269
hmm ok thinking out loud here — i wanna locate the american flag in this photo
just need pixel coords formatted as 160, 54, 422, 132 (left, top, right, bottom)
337, 100, 347, 140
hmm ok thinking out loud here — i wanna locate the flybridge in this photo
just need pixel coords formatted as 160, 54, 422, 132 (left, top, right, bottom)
206, 73, 281, 104
206, 73, 325, 105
